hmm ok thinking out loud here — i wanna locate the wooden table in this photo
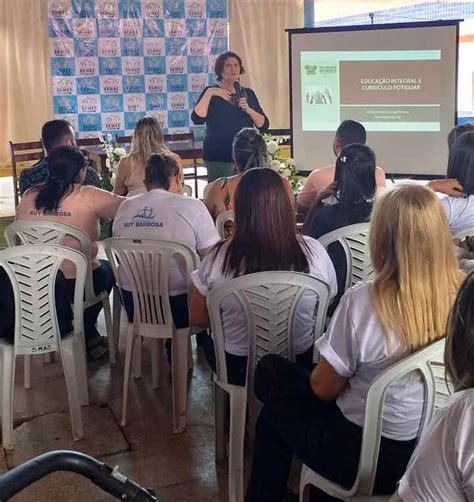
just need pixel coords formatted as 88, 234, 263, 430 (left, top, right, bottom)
82, 141, 207, 195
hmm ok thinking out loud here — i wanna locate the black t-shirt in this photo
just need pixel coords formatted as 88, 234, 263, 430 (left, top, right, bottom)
191, 85, 269, 162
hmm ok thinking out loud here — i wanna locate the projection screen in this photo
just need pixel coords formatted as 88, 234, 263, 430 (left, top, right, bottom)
288, 21, 459, 176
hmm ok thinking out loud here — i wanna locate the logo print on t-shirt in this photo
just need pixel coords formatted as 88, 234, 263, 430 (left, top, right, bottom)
133, 206, 154, 220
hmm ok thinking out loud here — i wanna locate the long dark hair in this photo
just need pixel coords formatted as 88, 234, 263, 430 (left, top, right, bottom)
36, 146, 86, 211
303, 144, 375, 234
447, 131, 474, 195
334, 143, 376, 221
219, 168, 309, 275
232, 128, 268, 173
445, 272, 474, 392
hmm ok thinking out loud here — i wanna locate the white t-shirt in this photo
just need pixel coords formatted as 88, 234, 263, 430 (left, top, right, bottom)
442, 195, 474, 235
316, 282, 425, 441
113, 189, 220, 295
398, 388, 474, 502
191, 235, 337, 356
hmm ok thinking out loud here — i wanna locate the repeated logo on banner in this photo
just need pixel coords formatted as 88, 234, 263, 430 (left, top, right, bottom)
48, 0, 228, 140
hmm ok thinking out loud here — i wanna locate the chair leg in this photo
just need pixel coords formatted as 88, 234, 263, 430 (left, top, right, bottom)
151, 338, 159, 389
24, 354, 31, 390
187, 336, 194, 371
102, 296, 116, 364
132, 335, 142, 379
74, 334, 89, 406
59, 338, 84, 442
171, 331, 188, 433
121, 324, 135, 427
2, 347, 16, 450
112, 286, 121, 355
214, 383, 227, 462
228, 389, 247, 502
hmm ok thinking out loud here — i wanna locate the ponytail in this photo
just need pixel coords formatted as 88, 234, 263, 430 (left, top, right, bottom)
36, 146, 86, 211
232, 128, 268, 173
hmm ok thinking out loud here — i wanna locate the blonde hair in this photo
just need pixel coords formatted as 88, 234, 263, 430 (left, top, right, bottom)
130, 117, 172, 166
370, 184, 463, 352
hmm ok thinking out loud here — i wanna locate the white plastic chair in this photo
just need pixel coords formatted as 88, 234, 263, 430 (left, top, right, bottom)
4, 220, 117, 363
202, 182, 214, 199
0, 245, 88, 450
103, 238, 200, 433
207, 272, 331, 502
181, 184, 192, 197
215, 209, 234, 239
318, 223, 373, 293
299, 339, 448, 501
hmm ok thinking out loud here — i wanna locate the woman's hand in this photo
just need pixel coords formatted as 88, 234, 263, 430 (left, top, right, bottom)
207, 87, 232, 101
317, 182, 338, 203
428, 179, 465, 197
238, 97, 251, 113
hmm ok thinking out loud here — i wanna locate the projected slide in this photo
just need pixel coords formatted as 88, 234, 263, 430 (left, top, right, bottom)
301, 50, 441, 132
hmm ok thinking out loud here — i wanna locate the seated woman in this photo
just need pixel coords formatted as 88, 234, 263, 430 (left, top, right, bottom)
204, 128, 294, 220
191, 168, 337, 386
391, 272, 474, 502
428, 131, 474, 235
113, 116, 183, 197
302, 143, 376, 299
245, 184, 463, 501
15, 146, 125, 358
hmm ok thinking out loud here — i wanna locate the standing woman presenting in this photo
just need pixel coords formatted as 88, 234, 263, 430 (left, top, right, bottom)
191, 51, 269, 182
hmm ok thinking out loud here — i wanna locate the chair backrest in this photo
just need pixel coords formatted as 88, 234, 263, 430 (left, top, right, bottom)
318, 223, 373, 292
4, 220, 96, 301
116, 135, 132, 145
207, 271, 330, 392
103, 238, 200, 337
76, 137, 102, 147
0, 245, 86, 354
202, 182, 213, 200
9, 140, 45, 207
164, 132, 194, 144
215, 210, 234, 239
181, 184, 192, 197
454, 228, 474, 240
355, 339, 447, 496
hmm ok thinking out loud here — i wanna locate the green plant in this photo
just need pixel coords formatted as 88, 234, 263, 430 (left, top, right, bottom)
98, 133, 127, 191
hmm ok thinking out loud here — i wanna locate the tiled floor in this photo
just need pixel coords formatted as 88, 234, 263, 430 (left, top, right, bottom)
0, 306, 241, 501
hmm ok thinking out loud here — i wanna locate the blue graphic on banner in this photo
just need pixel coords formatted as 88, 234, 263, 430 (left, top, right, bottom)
168, 110, 189, 128
123, 75, 145, 93
191, 125, 206, 142
99, 57, 122, 75
163, 0, 186, 19
186, 19, 207, 37
77, 76, 101, 94
119, 0, 142, 18
146, 93, 168, 111
97, 19, 120, 37
72, 0, 96, 18
54, 96, 78, 114
125, 111, 146, 130
165, 37, 187, 56
209, 37, 227, 55
101, 94, 124, 112
143, 19, 165, 37
167, 74, 187, 92
121, 38, 143, 56
79, 113, 102, 132
207, 0, 227, 18
49, 1, 228, 140
51, 57, 76, 76
75, 38, 97, 57
188, 55, 207, 74
144, 56, 166, 74
49, 19, 73, 38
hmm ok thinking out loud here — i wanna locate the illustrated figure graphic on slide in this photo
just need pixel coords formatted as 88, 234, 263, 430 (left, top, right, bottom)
305, 86, 333, 105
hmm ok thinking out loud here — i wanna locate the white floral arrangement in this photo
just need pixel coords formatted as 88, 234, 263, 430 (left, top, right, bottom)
98, 133, 127, 191
264, 134, 303, 192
